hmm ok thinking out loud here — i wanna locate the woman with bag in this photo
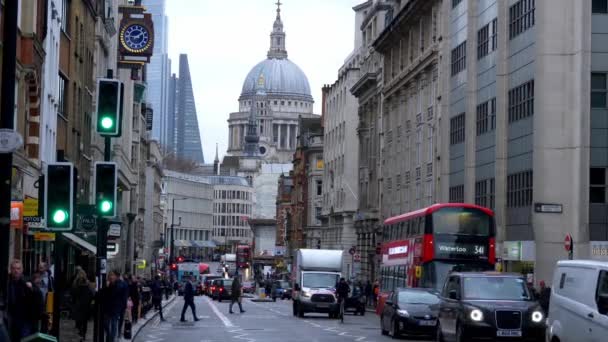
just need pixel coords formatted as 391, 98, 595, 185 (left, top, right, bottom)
123, 297, 133, 339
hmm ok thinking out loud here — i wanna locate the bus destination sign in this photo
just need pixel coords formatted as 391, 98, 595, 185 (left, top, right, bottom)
435, 242, 488, 259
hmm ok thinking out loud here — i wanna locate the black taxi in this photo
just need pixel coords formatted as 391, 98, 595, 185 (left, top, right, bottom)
437, 272, 545, 341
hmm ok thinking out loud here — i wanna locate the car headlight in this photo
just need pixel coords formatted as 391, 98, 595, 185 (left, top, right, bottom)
470, 309, 483, 321
302, 291, 312, 298
397, 309, 410, 317
531, 311, 544, 323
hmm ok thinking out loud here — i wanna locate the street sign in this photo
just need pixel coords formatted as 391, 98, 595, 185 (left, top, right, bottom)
0, 129, 24, 153
534, 203, 563, 214
564, 234, 573, 252
349, 246, 356, 255
23, 197, 39, 217
107, 242, 119, 257
107, 223, 121, 238
28, 219, 46, 229
80, 215, 96, 231
353, 253, 361, 262
34, 232, 56, 242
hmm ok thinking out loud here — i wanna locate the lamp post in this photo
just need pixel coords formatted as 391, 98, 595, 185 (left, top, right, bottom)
170, 197, 188, 264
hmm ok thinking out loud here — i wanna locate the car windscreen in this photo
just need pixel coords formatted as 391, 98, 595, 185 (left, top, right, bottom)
463, 276, 531, 301
302, 273, 339, 289
398, 290, 440, 305
222, 280, 233, 287
278, 281, 290, 288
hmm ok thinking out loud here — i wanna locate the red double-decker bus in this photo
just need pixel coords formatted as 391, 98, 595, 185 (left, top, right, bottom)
236, 244, 251, 269
376, 203, 496, 313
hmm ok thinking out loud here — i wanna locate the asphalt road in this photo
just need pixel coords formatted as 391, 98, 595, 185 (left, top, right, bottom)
135, 295, 433, 342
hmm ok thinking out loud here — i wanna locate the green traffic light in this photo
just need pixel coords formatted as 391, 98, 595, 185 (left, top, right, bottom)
52, 210, 68, 224
100, 200, 112, 213
101, 117, 114, 130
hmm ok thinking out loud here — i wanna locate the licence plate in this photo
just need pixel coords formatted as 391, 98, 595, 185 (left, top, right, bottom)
418, 320, 437, 326
497, 330, 522, 337
316, 303, 329, 308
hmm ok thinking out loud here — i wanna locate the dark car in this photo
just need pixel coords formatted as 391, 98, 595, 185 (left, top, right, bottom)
272, 280, 292, 301
437, 272, 546, 341
201, 275, 222, 296
380, 288, 440, 338
344, 285, 367, 316
211, 278, 233, 302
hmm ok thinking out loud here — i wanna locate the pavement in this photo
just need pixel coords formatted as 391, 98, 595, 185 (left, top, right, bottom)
133, 295, 433, 342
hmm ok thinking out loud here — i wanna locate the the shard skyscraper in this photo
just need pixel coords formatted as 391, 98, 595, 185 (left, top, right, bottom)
174, 54, 204, 163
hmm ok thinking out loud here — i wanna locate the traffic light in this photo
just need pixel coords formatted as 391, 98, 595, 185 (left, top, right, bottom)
94, 162, 117, 217
177, 256, 185, 263
170, 263, 177, 271
96, 78, 122, 136
44, 163, 74, 230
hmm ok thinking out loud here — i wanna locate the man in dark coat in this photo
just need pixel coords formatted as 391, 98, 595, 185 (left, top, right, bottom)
103, 271, 124, 342
180, 276, 199, 322
151, 276, 165, 321
7, 259, 34, 342
128, 275, 141, 323
365, 281, 373, 306
229, 276, 245, 314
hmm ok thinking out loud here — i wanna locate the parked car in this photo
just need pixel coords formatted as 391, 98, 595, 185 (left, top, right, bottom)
201, 275, 222, 296
211, 278, 233, 302
546, 260, 608, 342
344, 285, 366, 316
242, 281, 256, 294
437, 272, 545, 341
272, 280, 292, 301
380, 288, 439, 338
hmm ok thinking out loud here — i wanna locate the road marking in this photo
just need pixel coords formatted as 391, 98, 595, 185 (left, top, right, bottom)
204, 296, 234, 327
355, 337, 366, 341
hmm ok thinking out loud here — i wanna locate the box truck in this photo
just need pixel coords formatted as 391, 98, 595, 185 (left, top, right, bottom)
292, 249, 343, 318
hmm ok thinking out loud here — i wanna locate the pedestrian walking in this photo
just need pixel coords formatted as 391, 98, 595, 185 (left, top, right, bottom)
372, 281, 380, 307
151, 276, 165, 321
180, 276, 199, 322
102, 271, 123, 342
71, 270, 94, 341
37, 261, 53, 333
264, 281, 271, 298
128, 275, 141, 323
30, 272, 46, 334
116, 273, 129, 337
364, 280, 372, 306
7, 259, 34, 342
538, 280, 551, 313
229, 276, 245, 314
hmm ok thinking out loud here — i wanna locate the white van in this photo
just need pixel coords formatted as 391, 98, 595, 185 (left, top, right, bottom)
546, 260, 608, 342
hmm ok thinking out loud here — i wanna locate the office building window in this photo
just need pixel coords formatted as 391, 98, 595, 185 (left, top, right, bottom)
451, 41, 467, 76
593, 0, 608, 13
476, 98, 496, 135
416, 128, 423, 165
491, 18, 498, 50
508, 79, 534, 122
449, 185, 464, 203
475, 178, 495, 209
477, 24, 490, 59
590, 168, 607, 203
507, 170, 533, 207
450, 113, 465, 145
316, 180, 323, 196
592, 73, 607, 108
509, 0, 535, 39
58, 75, 67, 118
62, 0, 70, 33
452, 0, 463, 8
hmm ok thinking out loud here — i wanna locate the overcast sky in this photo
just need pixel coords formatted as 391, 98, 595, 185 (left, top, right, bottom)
166, 0, 361, 162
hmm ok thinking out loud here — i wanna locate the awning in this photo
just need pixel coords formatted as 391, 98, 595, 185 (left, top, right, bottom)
63, 233, 97, 255
193, 240, 217, 248
174, 240, 193, 247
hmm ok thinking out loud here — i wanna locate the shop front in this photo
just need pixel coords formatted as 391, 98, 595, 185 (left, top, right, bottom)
501, 241, 536, 284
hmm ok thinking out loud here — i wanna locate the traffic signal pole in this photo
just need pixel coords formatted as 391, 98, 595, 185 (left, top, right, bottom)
0, 0, 19, 323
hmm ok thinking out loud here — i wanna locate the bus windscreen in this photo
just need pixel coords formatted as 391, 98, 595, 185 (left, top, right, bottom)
432, 207, 492, 236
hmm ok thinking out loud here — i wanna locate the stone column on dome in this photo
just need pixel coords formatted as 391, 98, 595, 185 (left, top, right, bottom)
278, 123, 282, 149
287, 123, 291, 149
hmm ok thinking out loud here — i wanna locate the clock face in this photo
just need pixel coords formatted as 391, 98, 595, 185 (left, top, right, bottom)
121, 24, 150, 52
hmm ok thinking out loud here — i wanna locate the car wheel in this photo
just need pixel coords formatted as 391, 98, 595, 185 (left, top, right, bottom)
273, 297, 276, 302
380, 316, 388, 335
